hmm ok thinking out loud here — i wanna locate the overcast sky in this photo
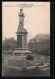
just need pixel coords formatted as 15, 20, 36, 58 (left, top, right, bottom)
2, 2, 50, 42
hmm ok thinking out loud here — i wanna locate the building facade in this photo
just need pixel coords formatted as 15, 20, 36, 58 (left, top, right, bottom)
28, 34, 50, 55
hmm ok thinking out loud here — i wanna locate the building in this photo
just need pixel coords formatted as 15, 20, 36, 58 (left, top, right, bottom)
28, 34, 50, 55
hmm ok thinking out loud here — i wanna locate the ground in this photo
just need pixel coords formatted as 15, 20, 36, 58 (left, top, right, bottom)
2, 67, 50, 76
2, 50, 50, 77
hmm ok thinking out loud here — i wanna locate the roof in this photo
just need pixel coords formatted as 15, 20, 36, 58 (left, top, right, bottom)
29, 34, 50, 43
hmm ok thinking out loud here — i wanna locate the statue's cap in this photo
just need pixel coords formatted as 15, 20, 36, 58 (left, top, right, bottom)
20, 8, 23, 11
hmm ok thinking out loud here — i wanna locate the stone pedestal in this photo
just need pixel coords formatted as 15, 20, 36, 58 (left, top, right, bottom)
12, 48, 31, 56
13, 28, 31, 56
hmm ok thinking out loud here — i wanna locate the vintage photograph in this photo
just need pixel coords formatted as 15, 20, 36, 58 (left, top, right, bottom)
2, 2, 50, 76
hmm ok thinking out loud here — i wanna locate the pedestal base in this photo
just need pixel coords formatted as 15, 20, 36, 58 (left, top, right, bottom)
4, 47, 33, 71
12, 48, 31, 56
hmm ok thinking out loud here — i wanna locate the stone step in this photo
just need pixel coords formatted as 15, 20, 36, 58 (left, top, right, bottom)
26, 66, 36, 70
5, 66, 36, 70
42, 67, 50, 71
5, 66, 22, 70
38, 63, 50, 67
37, 63, 50, 71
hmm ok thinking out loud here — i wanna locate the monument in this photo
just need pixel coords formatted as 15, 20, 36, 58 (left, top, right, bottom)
4, 9, 33, 70
13, 8, 31, 56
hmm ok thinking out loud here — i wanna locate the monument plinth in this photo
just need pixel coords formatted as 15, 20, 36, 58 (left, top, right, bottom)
13, 9, 31, 56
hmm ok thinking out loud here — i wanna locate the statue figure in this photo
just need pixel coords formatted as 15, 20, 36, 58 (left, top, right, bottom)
19, 9, 24, 25
18, 9, 24, 32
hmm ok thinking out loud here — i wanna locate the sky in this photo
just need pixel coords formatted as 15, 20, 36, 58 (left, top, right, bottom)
2, 2, 50, 42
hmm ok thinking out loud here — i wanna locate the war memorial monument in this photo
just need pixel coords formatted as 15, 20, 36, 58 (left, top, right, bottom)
4, 9, 34, 70
13, 8, 31, 55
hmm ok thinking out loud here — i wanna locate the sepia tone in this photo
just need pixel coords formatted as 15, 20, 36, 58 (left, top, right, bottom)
2, 2, 50, 76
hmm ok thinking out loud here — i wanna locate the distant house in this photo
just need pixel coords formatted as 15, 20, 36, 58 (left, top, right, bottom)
28, 34, 50, 55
